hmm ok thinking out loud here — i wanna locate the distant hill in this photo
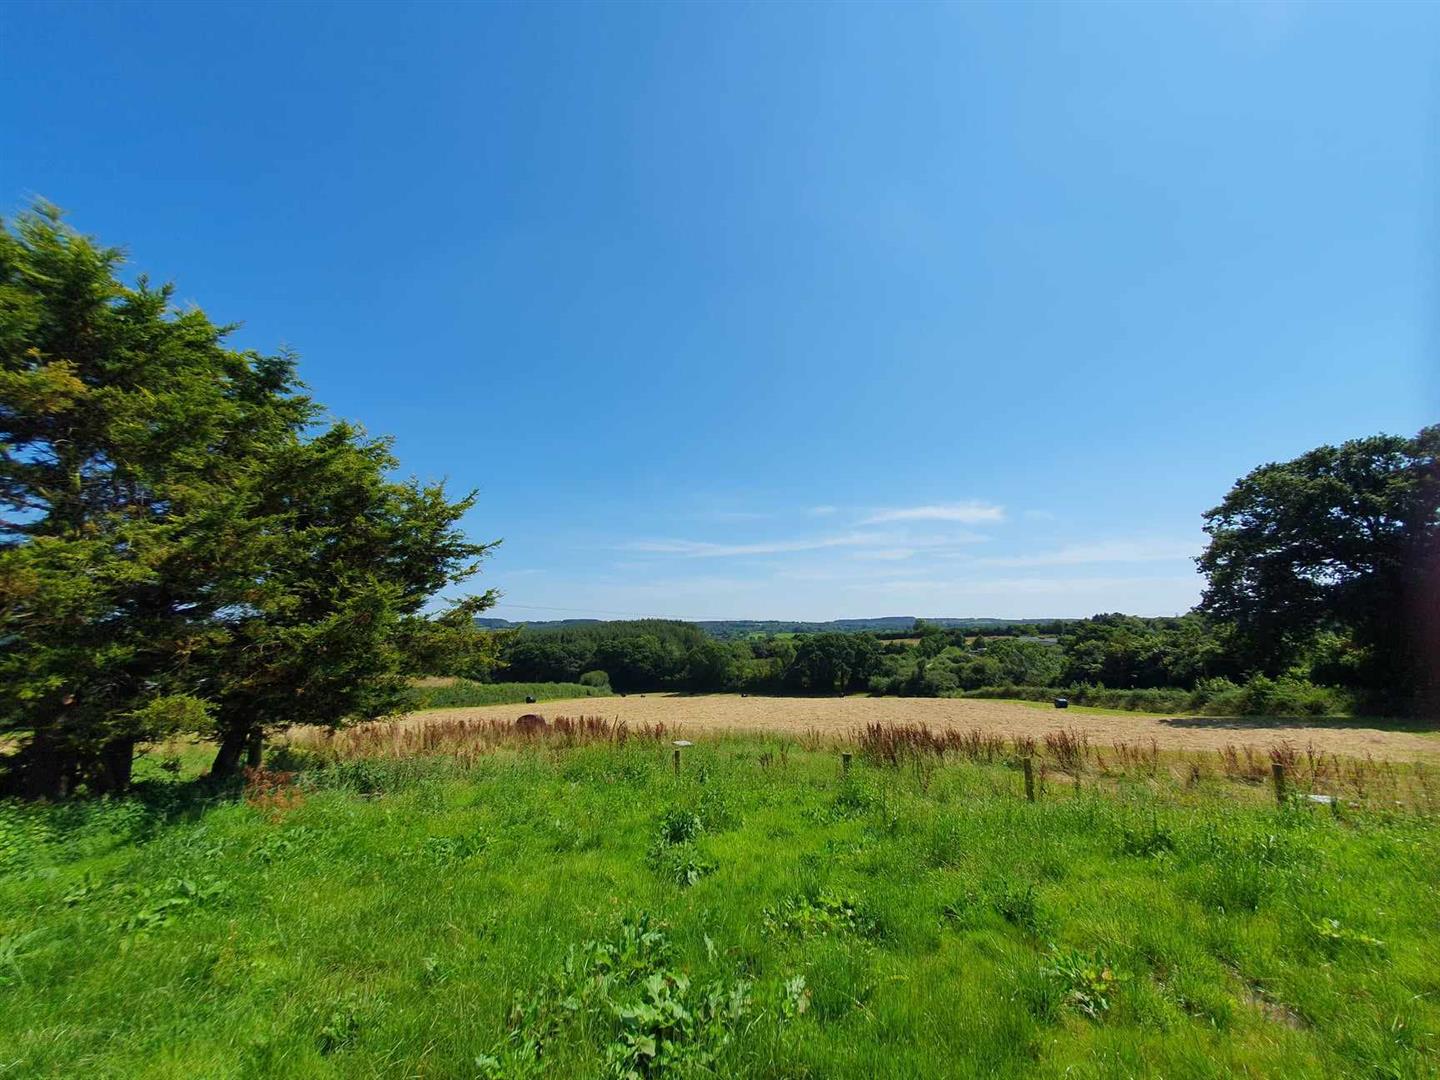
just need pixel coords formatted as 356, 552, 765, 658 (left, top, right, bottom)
474, 616, 1066, 639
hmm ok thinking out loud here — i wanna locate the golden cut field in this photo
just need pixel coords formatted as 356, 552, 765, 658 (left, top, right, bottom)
402, 693, 1440, 761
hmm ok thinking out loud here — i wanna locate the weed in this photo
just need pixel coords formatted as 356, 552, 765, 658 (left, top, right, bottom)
318, 992, 367, 1054
478, 914, 789, 1079
243, 766, 304, 818
1044, 728, 1089, 773
1118, 814, 1176, 858
647, 808, 715, 886
110, 875, 229, 934
649, 846, 716, 888
418, 832, 489, 865
606, 970, 752, 1078
991, 879, 1045, 936
1043, 945, 1120, 1019
655, 809, 702, 847
762, 892, 876, 940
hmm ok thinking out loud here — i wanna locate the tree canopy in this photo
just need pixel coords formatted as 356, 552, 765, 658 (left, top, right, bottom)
0, 205, 495, 796
1197, 426, 1438, 699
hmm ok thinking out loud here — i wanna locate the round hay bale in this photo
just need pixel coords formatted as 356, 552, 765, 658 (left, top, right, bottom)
515, 713, 548, 734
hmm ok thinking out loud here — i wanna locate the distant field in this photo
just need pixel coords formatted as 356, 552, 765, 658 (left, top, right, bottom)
402, 693, 1440, 761
406, 680, 610, 710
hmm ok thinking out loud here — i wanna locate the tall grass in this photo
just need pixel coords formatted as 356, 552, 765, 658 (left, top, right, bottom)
1, 731, 1436, 1077
287, 713, 669, 762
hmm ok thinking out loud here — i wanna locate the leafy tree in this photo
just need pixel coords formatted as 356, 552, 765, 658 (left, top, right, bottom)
980, 638, 1064, 686
785, 633, 881, 694
0, 205, 493, 795
1057, 614, 1229, 689
497, 620, 706, 691
596, 634, 685, 693
684, 639, 737, 692
501, 632, 595, 683
916, 623, 949, 659
1197, 427, 1438, 696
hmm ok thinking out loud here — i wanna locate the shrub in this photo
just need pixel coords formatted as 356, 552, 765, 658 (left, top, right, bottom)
578, 670, 611, 689
959, 677, 1353, 717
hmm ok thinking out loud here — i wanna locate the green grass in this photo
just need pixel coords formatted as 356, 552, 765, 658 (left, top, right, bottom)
2, 736, 1437, 1078
406, 680, 611, 710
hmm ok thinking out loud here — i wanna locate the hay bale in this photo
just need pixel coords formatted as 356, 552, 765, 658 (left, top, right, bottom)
515, 713, 548, 734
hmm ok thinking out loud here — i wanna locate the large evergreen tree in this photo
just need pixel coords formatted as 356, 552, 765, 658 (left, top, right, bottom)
0, 205, 494, 795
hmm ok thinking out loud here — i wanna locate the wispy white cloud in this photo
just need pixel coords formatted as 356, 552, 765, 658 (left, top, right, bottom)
623, 532, 883, 558
859, 501, 1005, 526
971, 539, 1198, 568
846, 574, 1200, 597
808, 505, 838, 517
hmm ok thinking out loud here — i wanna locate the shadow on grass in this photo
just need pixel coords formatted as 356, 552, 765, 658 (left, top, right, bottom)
1157, 715, 1439, 735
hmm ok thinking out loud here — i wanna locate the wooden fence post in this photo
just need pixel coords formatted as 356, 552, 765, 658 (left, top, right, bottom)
1271, 762, 1286, 805
1023, 756, 1036, 802
841, 751, 853, 777
671, 740, 692, 777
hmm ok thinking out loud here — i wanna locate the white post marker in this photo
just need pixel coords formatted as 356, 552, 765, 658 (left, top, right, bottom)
672, 740, 693, 775
1307, 792, 1342, 816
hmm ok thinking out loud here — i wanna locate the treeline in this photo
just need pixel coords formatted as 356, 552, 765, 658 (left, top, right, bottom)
484, 623, 883, 695
473, 604, 1422, 716
471, 615, 1198, 699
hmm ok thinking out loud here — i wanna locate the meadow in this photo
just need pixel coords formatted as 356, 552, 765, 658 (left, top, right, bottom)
2, 717, 1437, 1078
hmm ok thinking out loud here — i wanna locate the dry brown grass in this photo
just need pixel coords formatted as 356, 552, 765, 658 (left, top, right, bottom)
282, 705, 1439, 812
290, 713, 670, 761
395, 692, 1440, 761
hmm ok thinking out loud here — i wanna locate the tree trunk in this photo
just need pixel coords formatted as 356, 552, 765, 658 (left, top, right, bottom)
94, 737, 135, 794
210, 727, 250, 781
11, 729, 78, 800
246, 730, 265, 769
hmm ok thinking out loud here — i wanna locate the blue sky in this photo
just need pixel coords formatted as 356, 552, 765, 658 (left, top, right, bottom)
2, 1, 1435, 621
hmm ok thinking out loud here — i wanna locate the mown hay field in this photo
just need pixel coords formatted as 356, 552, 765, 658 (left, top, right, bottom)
398, 693, 1440, 762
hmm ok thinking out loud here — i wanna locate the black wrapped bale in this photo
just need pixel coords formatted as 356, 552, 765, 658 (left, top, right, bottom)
1054, 697, 1069, 709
